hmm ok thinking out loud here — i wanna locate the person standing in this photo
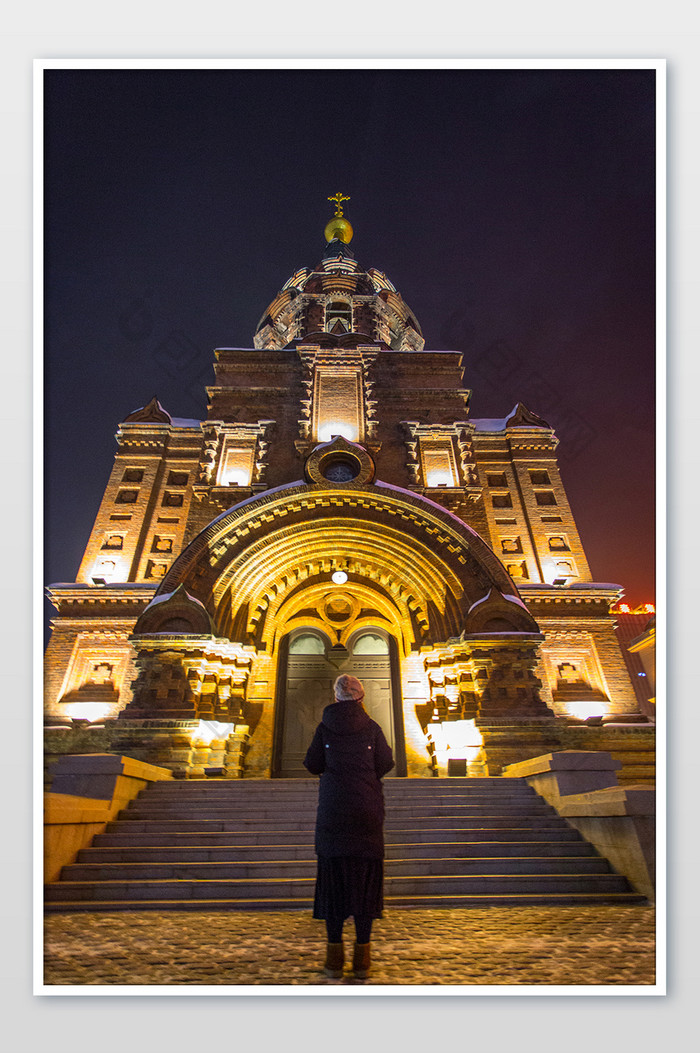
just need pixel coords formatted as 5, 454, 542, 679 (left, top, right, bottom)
304, 673, 394, 980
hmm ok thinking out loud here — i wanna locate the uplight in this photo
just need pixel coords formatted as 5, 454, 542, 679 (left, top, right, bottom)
192, 720, 234, 745
425, 469, 454, 487
567, 701, 608, 721
63, 703, 114, 724
318, 422, 357, 442
221, 467, 251, 487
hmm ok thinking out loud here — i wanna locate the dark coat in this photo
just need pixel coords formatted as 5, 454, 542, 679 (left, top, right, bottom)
303, 699, 395, 859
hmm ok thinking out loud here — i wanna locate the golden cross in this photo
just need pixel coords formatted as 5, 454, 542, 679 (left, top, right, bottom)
328, 192, 350, 217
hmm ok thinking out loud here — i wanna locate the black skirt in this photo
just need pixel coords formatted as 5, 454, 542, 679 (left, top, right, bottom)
312, 856, 384, 920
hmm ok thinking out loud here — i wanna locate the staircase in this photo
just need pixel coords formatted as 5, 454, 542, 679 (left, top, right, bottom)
44, 777, 647, 911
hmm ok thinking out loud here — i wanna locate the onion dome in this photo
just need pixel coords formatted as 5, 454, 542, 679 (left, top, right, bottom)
254, 196, 424, 352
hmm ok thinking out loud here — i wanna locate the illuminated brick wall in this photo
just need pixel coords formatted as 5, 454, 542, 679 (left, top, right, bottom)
76, 421, 202, 586
46, 234, 651, 774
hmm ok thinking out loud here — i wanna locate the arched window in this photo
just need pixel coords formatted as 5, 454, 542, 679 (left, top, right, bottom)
325, 300, 352, 333
289, 632, 326, 655
352, 632, 389, 655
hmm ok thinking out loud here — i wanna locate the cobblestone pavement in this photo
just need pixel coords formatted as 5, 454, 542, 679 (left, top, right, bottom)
43, 906, 656, 988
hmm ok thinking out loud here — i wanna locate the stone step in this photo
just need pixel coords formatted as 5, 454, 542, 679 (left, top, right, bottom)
44, 871, 636, 903
120, 802, 555, 820
80, 839, 598, 863
95, 824, 584, 847
43, 889, 648, 912
105, 815, 569, 834
142, 788, 536, 802
45, 776, 646, 912
145, 776, 521, 788
61, 854, 612, 882
131, 783, 537, 796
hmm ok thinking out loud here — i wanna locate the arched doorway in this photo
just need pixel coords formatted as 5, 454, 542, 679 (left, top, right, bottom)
273, 626, 405, 777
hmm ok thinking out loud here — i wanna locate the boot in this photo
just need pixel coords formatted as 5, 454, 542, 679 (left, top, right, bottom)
323, 942, 345, 978
352, 941, 371, 979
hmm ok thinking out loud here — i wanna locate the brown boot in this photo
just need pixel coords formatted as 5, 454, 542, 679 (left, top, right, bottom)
352, 942, 371, 979
323, 942, 345, 978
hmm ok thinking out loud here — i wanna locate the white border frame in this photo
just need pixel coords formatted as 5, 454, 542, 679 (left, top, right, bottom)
33, 56, 666, 999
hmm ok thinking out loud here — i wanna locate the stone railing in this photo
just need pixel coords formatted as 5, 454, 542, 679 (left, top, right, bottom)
44, 754, 172, 883
502, 751, 656, 901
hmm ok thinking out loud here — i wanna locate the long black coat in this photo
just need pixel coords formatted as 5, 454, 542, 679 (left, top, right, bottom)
303, 699, 395, 859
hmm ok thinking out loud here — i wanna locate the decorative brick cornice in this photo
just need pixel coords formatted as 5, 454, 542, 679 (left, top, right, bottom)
517, 584, 623, 615
46, 584, 157, 616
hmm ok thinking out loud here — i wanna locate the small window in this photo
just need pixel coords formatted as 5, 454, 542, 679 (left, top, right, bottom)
152, 536, 174, 553
145, 561, 168, 579
506, 561, 529, 579
352, 633, 389, 655
548, 535, 569, 551
535, 491, 557, 506
492, 494, 513, 509
487, 472, 508, 487
115, 489, 138, 504
325, 300, 352, 333
289, 633, 326, 655
529, 469, 551, 485
167, 471, 189, 487
102, 534, 124, 550
421, 443, 457, 487
315, 369, 362, 443
162, 492, 184, 507
219, 445, 255, 487
501, 537, 522, 554
122, 468, 144, 483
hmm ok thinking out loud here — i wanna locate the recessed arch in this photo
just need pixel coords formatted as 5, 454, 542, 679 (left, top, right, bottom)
287, 628, 332, 655
155, 481, 538, 649
351, 630, 390, 655
273, 619, 406, 778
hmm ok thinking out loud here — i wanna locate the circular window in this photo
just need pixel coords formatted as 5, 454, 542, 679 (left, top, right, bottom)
304, 436, 376, 486
322, 455, 360, 482
323, 593, 355, 623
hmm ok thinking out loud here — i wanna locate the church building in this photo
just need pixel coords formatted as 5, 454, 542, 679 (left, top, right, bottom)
44, 197, 651, 781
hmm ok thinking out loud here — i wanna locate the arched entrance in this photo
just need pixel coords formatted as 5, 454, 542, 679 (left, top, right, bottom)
273, 626, 406, 777
138, 477, 542, 777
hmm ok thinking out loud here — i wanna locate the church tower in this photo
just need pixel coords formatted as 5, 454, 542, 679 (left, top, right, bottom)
45, 197, 646, 779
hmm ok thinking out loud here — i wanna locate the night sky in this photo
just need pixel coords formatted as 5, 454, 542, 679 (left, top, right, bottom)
44, 66, 657, 625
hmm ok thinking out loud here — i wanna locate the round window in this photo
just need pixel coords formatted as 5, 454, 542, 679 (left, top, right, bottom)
321, 455, 360, 482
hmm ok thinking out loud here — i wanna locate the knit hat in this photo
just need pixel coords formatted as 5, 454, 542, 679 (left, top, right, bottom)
334, 674, 365, 702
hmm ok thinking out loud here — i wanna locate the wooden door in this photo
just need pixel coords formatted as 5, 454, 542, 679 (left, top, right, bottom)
277, 631, 395, 777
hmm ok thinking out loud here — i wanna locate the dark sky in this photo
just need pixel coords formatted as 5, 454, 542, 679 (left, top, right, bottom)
44, 66, 657, 622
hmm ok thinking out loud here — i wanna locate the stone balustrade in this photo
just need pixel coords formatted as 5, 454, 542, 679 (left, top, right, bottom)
503, 751, 656, 901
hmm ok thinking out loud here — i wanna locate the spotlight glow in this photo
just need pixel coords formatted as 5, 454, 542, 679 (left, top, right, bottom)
567, 701, 608, 721
63, 703, 113, 724
319, 422, 357, 442
425, 469, 454, 487
221, 467, 251, 487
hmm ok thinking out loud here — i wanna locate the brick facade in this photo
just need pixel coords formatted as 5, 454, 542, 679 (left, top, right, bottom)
45, 217, 653, 777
